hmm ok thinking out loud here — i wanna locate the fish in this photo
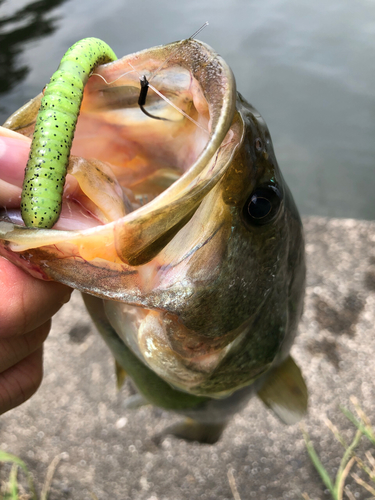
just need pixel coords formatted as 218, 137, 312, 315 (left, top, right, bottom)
0, 38, 307, 443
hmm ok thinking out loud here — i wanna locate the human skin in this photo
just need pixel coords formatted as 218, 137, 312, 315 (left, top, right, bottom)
0, 136, 72, 414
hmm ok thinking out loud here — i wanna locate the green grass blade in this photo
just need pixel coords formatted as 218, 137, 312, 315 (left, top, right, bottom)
0, 452, 28, 476
334, 428, 362, 496
340, 407, 375, 445
0, 450, 37, 500
9, 463, 19, 500
303, 430, 335, 496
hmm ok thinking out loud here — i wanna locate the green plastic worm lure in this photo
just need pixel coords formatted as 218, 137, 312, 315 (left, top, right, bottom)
21, 38, 117, 228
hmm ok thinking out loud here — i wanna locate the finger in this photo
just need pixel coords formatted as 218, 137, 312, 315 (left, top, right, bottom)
0, 179, 21, 208
0, 135, 30, 206
0, 346, 44, 415
0, 257, 72, 338
0, 135, 30, 187
0, 320, 50, 374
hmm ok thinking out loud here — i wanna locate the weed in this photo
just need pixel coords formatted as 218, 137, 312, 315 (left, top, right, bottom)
0, 451, 61, 500
303, 396, 375, 499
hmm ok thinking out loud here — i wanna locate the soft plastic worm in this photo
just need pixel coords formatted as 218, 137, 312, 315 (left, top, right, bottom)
21, 38, 117, 228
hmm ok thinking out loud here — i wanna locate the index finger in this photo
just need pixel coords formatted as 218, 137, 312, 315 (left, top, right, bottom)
0, 257, 72, 338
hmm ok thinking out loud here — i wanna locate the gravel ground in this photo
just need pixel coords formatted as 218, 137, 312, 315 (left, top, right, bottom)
1, 216, 375, 500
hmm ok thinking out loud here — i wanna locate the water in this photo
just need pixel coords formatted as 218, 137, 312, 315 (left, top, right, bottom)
1, 0, 374, 219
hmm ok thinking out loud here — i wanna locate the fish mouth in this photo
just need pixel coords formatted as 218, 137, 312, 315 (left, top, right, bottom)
0, 40, 239, 262
0, 41, 247, 393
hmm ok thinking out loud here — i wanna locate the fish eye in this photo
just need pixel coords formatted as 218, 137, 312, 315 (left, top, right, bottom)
255, 138, 263, 151
242, 185, 282, 226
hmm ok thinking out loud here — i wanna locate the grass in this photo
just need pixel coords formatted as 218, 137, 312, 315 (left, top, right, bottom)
303, 396, 375, 500
0, 451, 62, 500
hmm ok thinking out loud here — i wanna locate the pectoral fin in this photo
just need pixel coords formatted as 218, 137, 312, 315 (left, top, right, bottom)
257, 355, 308, 425
115, 360, 127, 390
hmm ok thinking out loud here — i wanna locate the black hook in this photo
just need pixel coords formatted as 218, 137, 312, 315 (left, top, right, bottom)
138, 76, 169, 121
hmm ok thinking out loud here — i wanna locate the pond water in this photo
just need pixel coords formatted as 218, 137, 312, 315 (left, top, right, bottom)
1, 0, 374, 219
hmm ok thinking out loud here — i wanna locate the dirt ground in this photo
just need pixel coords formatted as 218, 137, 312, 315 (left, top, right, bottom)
1, 216, 375, 500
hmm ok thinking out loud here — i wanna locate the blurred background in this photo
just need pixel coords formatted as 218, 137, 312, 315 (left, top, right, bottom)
0, 0, 374, 219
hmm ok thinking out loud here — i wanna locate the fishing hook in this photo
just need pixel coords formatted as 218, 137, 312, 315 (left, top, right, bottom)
138, 75, 170, 121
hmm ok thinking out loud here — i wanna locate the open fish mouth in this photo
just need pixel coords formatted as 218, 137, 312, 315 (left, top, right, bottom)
0, 40, 250, 396
0, 40, 242, 265
0, 37, 243, 288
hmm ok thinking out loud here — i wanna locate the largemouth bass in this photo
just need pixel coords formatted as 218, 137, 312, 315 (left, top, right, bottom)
0, 39, 306, 443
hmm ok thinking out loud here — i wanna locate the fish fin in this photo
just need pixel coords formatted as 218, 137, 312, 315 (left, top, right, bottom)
257, 355, 308, 425
115, 360, 127, 390
123, 394, 149, 410
153, 418, 226, 445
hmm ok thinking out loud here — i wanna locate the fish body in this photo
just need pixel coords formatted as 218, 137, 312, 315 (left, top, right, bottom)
0, 39, 306, 442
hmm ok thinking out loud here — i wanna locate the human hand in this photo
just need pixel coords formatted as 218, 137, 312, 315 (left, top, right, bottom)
0, 133, 72, 414
0, 257, 72, 414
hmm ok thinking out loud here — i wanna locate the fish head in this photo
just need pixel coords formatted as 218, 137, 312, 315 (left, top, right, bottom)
112, 94, 305, 397
0, 40, 305, 398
